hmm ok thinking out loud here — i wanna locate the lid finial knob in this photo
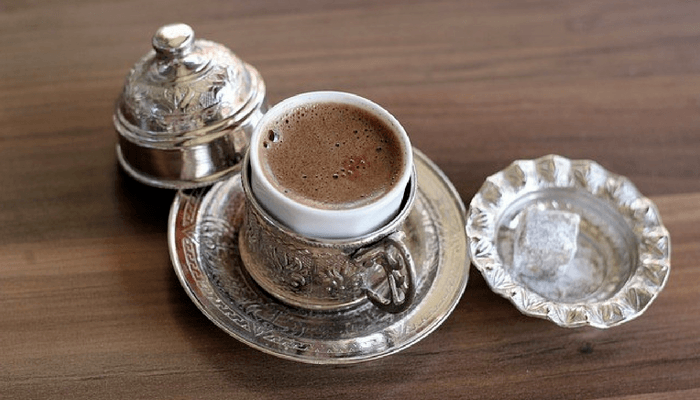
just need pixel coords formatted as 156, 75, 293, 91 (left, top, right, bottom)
152, 23, 194, 57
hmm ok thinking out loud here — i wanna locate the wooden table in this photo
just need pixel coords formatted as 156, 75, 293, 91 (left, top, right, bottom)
2, 1, 699, 398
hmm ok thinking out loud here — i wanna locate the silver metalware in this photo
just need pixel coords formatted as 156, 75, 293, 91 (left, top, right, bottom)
239, 155, 417, 313
168, 149, 469, 363
467, 155, 671, 328
114, 23, 268, 189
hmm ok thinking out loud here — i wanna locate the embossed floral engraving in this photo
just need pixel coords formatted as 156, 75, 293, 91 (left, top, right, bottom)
319, 262, 364, 300
242, 205, 312, 295
240, 203, 366, 306
123, 62, 240, 136
119, 37, 248, 140
239, 195, 416, 312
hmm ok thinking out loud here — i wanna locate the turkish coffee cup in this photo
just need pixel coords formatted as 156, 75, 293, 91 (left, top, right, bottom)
239, 91, 417, 313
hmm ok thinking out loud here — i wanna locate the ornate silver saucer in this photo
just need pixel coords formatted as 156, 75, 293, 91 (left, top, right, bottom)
467, 155, 670, 328
168, 149, 469, 363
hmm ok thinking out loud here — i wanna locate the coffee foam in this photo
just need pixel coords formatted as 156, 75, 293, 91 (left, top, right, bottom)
259, 102, 404, 210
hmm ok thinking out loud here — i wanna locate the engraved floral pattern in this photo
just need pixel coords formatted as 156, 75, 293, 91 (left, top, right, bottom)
240, 203, 365, 305
319, 263, 364, 299
117, 39, 251, 141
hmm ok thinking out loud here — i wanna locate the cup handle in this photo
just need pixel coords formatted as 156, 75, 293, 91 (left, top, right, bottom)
352, 231, 415, 313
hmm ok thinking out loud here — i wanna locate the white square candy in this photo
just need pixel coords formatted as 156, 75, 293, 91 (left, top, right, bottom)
513, 208, 580, 280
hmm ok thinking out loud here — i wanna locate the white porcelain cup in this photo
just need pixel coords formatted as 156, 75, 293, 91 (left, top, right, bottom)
249, 91, 414, 239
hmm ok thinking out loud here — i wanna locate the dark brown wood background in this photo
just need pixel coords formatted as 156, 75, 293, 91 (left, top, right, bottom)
2, 1, 699, 399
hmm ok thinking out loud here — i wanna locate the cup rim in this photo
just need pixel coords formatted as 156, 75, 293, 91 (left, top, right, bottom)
249, 91, 414, 238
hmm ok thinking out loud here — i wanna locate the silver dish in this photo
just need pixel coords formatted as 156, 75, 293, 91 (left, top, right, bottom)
467, 155, 670, 328
168, 149, 469, 363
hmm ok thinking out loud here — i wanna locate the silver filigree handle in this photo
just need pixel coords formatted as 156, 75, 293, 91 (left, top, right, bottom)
352, 231, 415, 314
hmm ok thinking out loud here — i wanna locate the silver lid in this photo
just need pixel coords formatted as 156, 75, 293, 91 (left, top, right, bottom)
114, 23, 268, 189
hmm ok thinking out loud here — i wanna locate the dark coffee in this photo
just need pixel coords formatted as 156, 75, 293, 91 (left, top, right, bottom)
259, 102, 405, 209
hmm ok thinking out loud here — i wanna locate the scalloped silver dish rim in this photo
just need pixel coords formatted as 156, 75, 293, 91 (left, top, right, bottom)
168, 148, 470, 363
466, 154, 671, 329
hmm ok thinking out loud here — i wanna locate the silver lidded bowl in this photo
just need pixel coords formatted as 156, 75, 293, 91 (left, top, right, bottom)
114, 23, 268, 189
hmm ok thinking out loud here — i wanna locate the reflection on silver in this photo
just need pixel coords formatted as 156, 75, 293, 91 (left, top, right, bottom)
168, 149, 469, 363
114, 23, 268, 189
467, 155, 671, 328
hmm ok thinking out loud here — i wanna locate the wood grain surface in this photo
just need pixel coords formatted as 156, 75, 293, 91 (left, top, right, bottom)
2, 1, 700, 399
